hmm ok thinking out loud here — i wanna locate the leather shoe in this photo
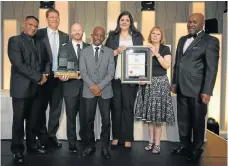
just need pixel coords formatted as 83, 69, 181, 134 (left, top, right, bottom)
185, 149, 203, 162
27, 145, 47, 154
82, 147, 96, 157
101, 148, 111, 159
13, 153, 24, 163
48, 138, 62, 148
171, 145, 188, 155
69, 145, 78, 153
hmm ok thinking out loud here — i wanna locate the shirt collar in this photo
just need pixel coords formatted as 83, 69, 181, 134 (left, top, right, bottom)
47, 27, 58, 35
72, 40, 83, 47
92, 44, 102, 50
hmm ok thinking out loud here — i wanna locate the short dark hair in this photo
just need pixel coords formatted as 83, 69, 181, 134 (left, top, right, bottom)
46, 8, 60, 18
25, 16, 39, 23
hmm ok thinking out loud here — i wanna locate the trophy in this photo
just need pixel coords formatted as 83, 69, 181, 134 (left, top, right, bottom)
55, 56, 80, 79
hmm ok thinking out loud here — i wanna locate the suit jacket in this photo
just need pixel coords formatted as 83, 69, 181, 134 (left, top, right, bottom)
105, 31, 144, 68
79, 45, 115, 99
8, 32, 51, 98
36, 28, 69, 71
59, 41, 90, 97
172, 31, 219, 98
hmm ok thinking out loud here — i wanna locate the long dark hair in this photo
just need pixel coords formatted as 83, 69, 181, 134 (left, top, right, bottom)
113, 11, 140, 35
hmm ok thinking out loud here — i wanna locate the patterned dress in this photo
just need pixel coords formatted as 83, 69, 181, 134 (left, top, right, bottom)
134, 44, 175, 124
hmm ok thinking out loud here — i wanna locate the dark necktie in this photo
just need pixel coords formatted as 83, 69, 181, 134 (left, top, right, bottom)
95, 47, 99, 63
187, 33, 197, 39
76, 44, 81, 58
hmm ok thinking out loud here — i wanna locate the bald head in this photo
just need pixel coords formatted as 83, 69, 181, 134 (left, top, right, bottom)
91, 26, 106, 46
187, 13, 205, 35
71, 23, 83, 42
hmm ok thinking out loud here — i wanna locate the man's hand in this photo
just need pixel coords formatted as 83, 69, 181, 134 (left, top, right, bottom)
201, 93, 211, 104
59, 75, 70, 81
90, 85, 101, 96
171, 84, 176, 93
39, 74, 48, 85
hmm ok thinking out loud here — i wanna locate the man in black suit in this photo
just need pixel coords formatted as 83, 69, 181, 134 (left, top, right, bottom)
58, 23, 89, 152
36, 8, 69, 148
8, 16, 50, 163
171, 13, 219, 162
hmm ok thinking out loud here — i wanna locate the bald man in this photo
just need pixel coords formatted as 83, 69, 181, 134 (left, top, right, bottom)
80, 26, 115, 159
58, 23, 90, 152
171, 13, 219, 162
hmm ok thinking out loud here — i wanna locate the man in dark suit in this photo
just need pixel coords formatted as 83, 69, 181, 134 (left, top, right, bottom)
8, 16, 50, 163
58, 23, 89, 153
36, 8, 69, 148
80, 26, 115, 159
171, 13, 219, 162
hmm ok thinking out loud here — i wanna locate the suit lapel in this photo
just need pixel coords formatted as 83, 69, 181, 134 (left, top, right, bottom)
97, 46, 104, 68
21, 33, 38, 57
82, 42, 87, 49
68, 41, 77, 60
88, 46, 96, 68
184, 31, 205, 54
180, 37, 188, 56
43, 29, 53, 61
114, 35, 120, 63
59, 31, 63, 47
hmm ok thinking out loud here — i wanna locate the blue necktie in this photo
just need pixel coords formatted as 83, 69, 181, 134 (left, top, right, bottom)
51, 32, 58, 71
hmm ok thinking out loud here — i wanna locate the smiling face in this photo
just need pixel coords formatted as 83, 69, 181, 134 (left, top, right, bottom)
150, 29, 162, 44
119, 15, 131, 31
46, 11, 60, 30
23, 18, 38, 36
187, 13, 204, 35
71, 23, 83, 41
91, 27, 105, 46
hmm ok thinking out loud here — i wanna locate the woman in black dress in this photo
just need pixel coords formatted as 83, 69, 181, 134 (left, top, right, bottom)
135, 26, 175, 153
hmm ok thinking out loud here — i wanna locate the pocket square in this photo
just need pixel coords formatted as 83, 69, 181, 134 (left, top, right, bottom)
193, 47, 200, 49
62, 43, 67, 46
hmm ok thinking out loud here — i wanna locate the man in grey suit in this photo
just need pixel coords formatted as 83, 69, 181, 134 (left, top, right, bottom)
58, 23, 89, 153
80, 26, 115, 159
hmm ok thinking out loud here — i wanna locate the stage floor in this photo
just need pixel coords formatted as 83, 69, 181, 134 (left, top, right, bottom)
1, 131, 227, 166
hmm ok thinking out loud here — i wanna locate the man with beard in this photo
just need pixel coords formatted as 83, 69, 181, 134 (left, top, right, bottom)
171, 13, 219, 162
36, 8, 69, 148
8, 16, 50, 163
80, 26, 115, 159
58, 23, 89, 152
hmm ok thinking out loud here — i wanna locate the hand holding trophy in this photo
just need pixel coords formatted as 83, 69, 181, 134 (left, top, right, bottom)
55, 56, 80, 79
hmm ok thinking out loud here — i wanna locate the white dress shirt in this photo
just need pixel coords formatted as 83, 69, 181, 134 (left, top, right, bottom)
72, 40, 83, 58
115, 38, 133, 79
47, 27, 60, 71
92, 44, 102, 58
47, 27, 59, 53
183, 30, 202, 53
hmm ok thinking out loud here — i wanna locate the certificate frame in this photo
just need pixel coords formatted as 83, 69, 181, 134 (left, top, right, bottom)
121, 46, 152, 84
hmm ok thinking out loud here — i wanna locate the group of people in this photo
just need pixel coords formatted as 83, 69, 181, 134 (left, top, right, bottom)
8, 8, 219, 164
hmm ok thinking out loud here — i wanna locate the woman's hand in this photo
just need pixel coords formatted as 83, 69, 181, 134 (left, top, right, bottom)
114, 45, 127, 56
150, 45, 160, 58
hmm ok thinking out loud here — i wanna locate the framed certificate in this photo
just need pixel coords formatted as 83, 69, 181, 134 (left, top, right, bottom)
121, 46, 152, 84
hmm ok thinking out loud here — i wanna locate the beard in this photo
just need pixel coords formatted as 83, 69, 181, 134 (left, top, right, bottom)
188, 29, 197, 35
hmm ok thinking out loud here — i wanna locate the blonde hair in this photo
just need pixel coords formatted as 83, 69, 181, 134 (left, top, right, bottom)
148, 26, 166, 44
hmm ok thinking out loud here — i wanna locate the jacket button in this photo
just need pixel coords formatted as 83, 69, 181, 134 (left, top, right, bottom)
94, 72, 96, 74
